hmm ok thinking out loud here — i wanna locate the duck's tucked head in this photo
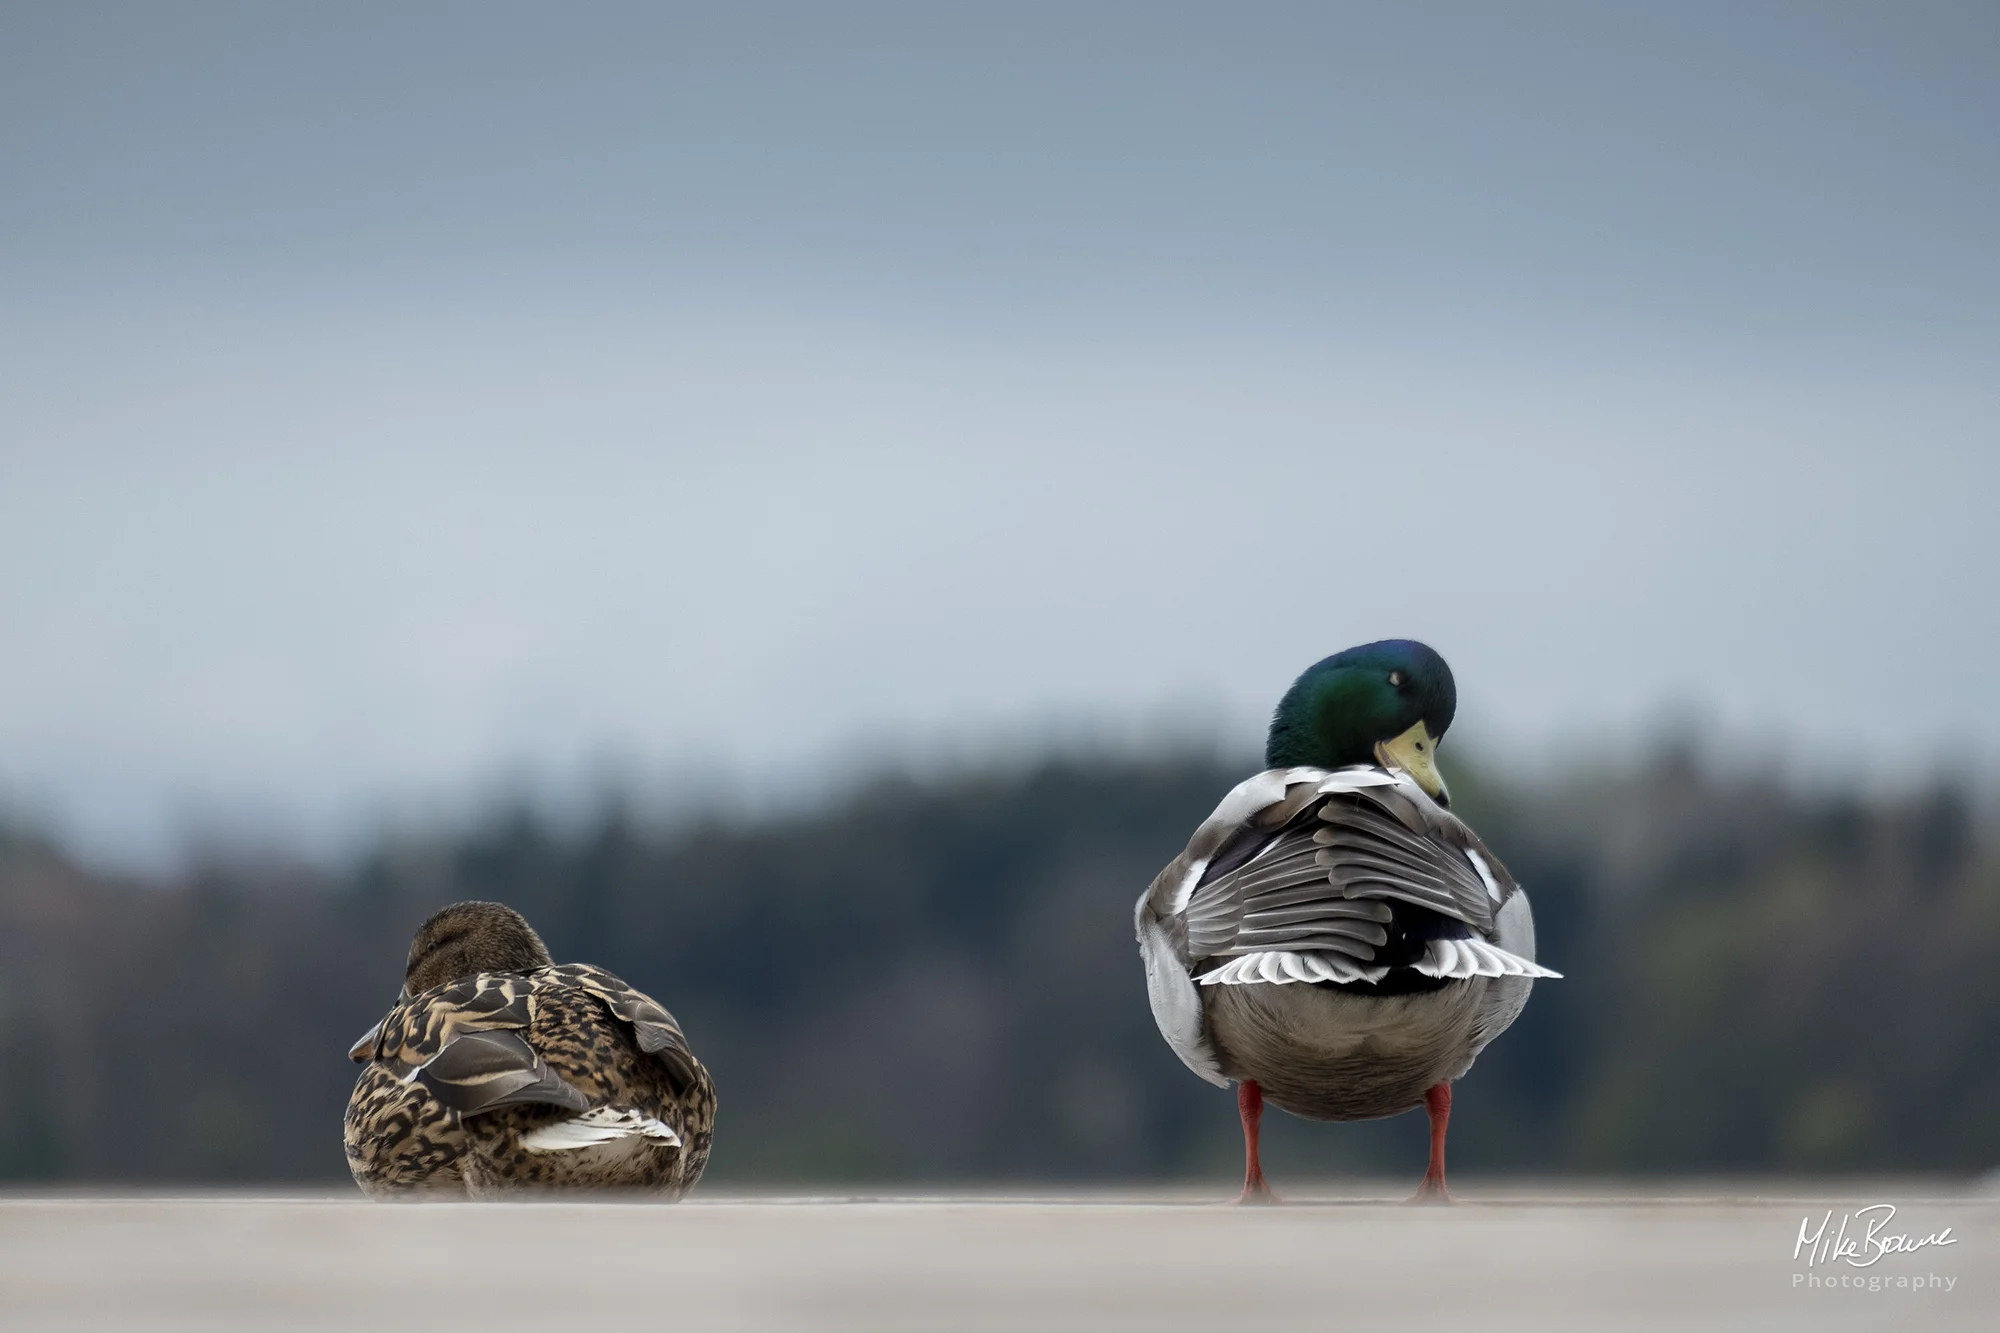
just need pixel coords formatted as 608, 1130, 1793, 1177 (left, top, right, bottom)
1265, 639, 1457, 805
402, 900, 553, 997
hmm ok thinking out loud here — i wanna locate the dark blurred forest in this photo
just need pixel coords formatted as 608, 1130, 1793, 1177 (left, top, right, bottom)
1, 746, 1994, 1186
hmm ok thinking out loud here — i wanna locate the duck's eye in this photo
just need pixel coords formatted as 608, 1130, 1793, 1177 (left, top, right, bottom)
1388, 670, 1407, 688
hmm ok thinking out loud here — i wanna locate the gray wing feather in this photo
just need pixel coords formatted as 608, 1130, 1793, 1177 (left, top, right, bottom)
1182, 771, 1518, 965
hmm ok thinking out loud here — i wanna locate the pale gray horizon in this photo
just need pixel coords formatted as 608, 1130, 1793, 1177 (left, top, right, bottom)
3, 2, 1996, 867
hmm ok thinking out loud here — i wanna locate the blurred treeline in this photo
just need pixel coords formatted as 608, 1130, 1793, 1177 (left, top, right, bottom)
0, 746, 1994, 1185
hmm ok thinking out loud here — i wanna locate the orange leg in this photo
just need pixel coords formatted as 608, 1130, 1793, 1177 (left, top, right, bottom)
1237, 1080, 1278, 1204
1406, 1082, 1454, 1204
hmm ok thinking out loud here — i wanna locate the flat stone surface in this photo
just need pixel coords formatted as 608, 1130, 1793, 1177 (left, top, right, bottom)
0, 1188, 1990, 1330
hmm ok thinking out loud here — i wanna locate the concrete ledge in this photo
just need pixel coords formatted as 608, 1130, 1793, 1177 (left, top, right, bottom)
2, 1189, 1991, 1330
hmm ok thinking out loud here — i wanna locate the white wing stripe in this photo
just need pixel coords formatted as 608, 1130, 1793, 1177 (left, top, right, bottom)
520, 1106, 681, 1152
1196, 950, 1391, 986
1198, 938, 1559, 986
1465, 848, 1503, 903
1414, 936, 1563, 980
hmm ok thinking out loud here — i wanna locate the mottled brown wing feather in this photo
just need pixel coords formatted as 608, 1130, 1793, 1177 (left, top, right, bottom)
551, 964, 703, 1096
352, 974, 589, 1120
413, 1029, 590, 1116
371, 974, 540, 1072
348, 1020, 384, 1063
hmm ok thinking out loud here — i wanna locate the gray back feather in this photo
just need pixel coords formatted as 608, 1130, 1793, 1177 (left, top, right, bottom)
1181, 770, 1516, 966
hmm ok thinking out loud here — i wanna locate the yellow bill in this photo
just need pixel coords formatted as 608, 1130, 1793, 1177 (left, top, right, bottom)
1375, 720, 1449, 806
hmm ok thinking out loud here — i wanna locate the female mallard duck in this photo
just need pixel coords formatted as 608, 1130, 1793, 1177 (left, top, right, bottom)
1136, 640, 1558, 1203
343, 900, 715, 1198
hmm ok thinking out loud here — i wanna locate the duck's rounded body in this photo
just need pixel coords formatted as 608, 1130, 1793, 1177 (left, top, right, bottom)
343, 902, 715, 1199
1135, 643, 1559, 1200
1140, 767, 1547, 1124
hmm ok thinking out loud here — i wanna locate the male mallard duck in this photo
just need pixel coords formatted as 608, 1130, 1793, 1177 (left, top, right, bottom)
343, 900, 715, 1198
1136, 640, 1559, 1202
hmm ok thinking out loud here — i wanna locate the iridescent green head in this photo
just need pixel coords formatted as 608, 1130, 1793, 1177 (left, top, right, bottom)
1264, 639, 1458, 804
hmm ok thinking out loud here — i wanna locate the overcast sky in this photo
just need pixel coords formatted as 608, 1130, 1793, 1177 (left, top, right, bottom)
3, 2, 1996, 866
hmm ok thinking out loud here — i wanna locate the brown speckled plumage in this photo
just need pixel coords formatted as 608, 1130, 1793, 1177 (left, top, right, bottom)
343, 902, 715, 1199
